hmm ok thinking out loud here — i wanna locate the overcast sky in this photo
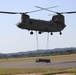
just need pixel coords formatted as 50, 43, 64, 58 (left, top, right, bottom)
0, 0, 76, 53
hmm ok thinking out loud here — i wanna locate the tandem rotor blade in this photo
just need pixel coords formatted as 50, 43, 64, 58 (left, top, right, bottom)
60, 11, 76, 14
35, 6, 76, 15
35, 6, 58, 13
0, 6, 58, 15
27, 6, 59, 13
0, 11, 23, 14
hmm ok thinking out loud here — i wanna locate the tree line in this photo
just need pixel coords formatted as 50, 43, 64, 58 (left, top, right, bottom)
0, 49, 76, 59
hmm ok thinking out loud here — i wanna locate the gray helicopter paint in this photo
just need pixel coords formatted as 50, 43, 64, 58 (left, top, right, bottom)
17, 14, 66, 32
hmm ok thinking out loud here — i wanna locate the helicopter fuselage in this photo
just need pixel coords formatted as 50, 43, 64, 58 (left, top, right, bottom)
16, 14, 66, 34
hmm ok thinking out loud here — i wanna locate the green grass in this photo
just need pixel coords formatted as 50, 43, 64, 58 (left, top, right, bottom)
43, 54, 76, 60
43, 68, 76, 75
0, 57, 36, 62
0, 54, 76, 63
0, 68, 57, 74
0, 54, 76, 75
0, 68, 76, 75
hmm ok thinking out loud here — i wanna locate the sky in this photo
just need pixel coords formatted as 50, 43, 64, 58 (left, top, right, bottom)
0, 0, 76, 53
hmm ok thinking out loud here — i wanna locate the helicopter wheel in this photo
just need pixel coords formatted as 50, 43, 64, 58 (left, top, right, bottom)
30, 31, 33, 35
51, 32, 53, 35
60, 32, 62, 35
38, 31, 42, 34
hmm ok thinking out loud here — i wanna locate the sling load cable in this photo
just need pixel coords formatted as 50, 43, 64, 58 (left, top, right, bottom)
46, 33, 49, 49
36, 31, 39, 50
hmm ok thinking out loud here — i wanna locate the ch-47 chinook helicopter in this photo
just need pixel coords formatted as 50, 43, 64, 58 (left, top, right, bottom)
0, 6, 76, 35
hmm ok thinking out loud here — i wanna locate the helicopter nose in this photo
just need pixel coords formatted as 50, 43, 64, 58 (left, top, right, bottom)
16, 22, 23, 29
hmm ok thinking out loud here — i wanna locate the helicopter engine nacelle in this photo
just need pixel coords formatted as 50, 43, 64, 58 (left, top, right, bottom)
52, 14, 65, 24
51, 14, 66, 31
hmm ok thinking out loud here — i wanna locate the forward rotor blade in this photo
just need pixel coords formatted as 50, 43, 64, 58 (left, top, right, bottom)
0, 6, 59, 14
0, 11, 23, 14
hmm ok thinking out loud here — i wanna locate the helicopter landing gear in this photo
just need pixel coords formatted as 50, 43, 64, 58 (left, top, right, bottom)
30, 31, 33, 35
59, 32, 62, 35
51, 32, 53, 35
38, 31, 42, 34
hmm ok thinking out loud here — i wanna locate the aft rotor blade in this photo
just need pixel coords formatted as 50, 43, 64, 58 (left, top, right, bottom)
61, 11, 76, 14
0, 11, 23, 14
35, 6, 58, 13
35, 6, 76, 15
27, 6, 59, 13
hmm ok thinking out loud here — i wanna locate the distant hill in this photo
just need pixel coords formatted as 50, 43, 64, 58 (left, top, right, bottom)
0, 53, 4, 55
11, 47, 76, 55
0, 47, 76, 56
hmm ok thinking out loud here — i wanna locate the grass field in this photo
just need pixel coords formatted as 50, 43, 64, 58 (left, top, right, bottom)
0, 54, 76, 62
0, 68, 76, 75
0, 54, 76, 75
